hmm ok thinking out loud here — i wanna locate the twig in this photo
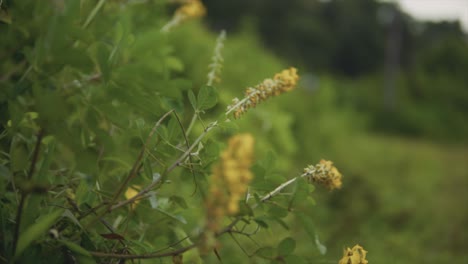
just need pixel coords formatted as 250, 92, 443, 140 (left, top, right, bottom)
184, 111, 198, 137
18, 65, 32, 83
90, 131, 313, 260
166, 121, 217, 173
90, 169, 307, 261
82, 0, 106, 29
259, 172, 309, 204
172, 112, 201, 197
111, 120, 217, 211
89, 212, 236, 260
0, 61, 26, 82
90, 113, 311, 260
106, 110, 174, 211
229, 232, 251, 257
12, 129, 44, 256
172, 111, 194, 175
90, 243, 197, 259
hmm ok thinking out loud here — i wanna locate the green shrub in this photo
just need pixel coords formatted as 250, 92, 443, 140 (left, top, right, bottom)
0, 1, 361, 263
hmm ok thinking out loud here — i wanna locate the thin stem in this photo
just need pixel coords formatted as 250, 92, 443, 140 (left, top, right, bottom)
82, 0, 106, 29
112, 121, 217, 211
90, 169, 308, 260
90, 244, 197, 259
12, 129, 44, 256
83, 111, 173, 229
106, 110, 173, 211
90, 134, 313, 260
225, 96, 250, 116
184, 111, 198, 137
161, 14, 183, 33
89, 212, 237, 260
166, 121, 217, 173
259, 172, 309, 204
18, 65, 32, 83
229, 232, 250, 257
173, 112, 201, 197
0, 60, 26, 82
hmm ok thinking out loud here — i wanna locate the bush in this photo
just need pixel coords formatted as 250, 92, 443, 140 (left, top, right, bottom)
0, 1, 362, 263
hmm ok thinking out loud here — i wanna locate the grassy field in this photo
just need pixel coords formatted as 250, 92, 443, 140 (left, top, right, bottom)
310, 134, 468, 263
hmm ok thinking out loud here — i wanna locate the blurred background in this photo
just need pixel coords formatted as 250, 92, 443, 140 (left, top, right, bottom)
173, 0, 468, 262
202, 0, 468, 141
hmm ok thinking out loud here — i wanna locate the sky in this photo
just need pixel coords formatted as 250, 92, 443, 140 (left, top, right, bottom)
390, 0, 468, 32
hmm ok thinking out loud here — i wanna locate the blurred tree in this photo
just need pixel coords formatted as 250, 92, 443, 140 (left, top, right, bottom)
203, 0, 468, 141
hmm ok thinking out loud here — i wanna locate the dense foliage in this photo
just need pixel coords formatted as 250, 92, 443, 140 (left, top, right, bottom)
0, 1, 356, 263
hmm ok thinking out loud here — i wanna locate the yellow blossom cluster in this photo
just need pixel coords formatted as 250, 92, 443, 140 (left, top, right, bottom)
338, 245, 368, 264
205, 134, 255, 232
227, 67, 299, 119
175, 0, 206, 20
124, 185, 141, 210
304, 159, 342, 190
162, 0, 206, 32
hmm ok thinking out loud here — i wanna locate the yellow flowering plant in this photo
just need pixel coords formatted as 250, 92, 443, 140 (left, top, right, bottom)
162, 0, 207, 32
339, 245, 369, 264
227, 67, 300, 119
0, 1, 370, 263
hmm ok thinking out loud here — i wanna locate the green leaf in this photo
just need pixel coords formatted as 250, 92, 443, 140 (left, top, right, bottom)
15, 209, 64, 257
0, 164, 11, 180
261, 151, 276, 173
36, 141, 56, 184
254, 218, 269, 228
278, 237, 296, 256
0, 9, 12, 24
62, 210, 83, 229
167, 117, 181, 141
267, 206, 288, 219
60, 240, 92, 257
171, 227, 193, 247
288, 177, 310, 209
10, 144, 28, 172
251, 164, 266, 189
197, 85, 218, 110
296, 212, 322, 253
274, 217, 290, 230
256, 246, 275, 259
165, 56, 184, 72
154, 207, 187, 224
284, 255, 307, 264
170, 196, 188, 209
143, 159, 153, 180
88, 42, 112, 82
188, 90, 197, 110
314, 234, 327, 255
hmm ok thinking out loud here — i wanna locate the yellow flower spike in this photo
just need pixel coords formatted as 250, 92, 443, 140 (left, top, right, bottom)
338, 245, 368, 264
304, 159, 343, 190
274, 67, 299, 92
176, 0, 206, 19
227, 67, 299, 119
205, 134, 255, 234
162, 0, 206, 32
